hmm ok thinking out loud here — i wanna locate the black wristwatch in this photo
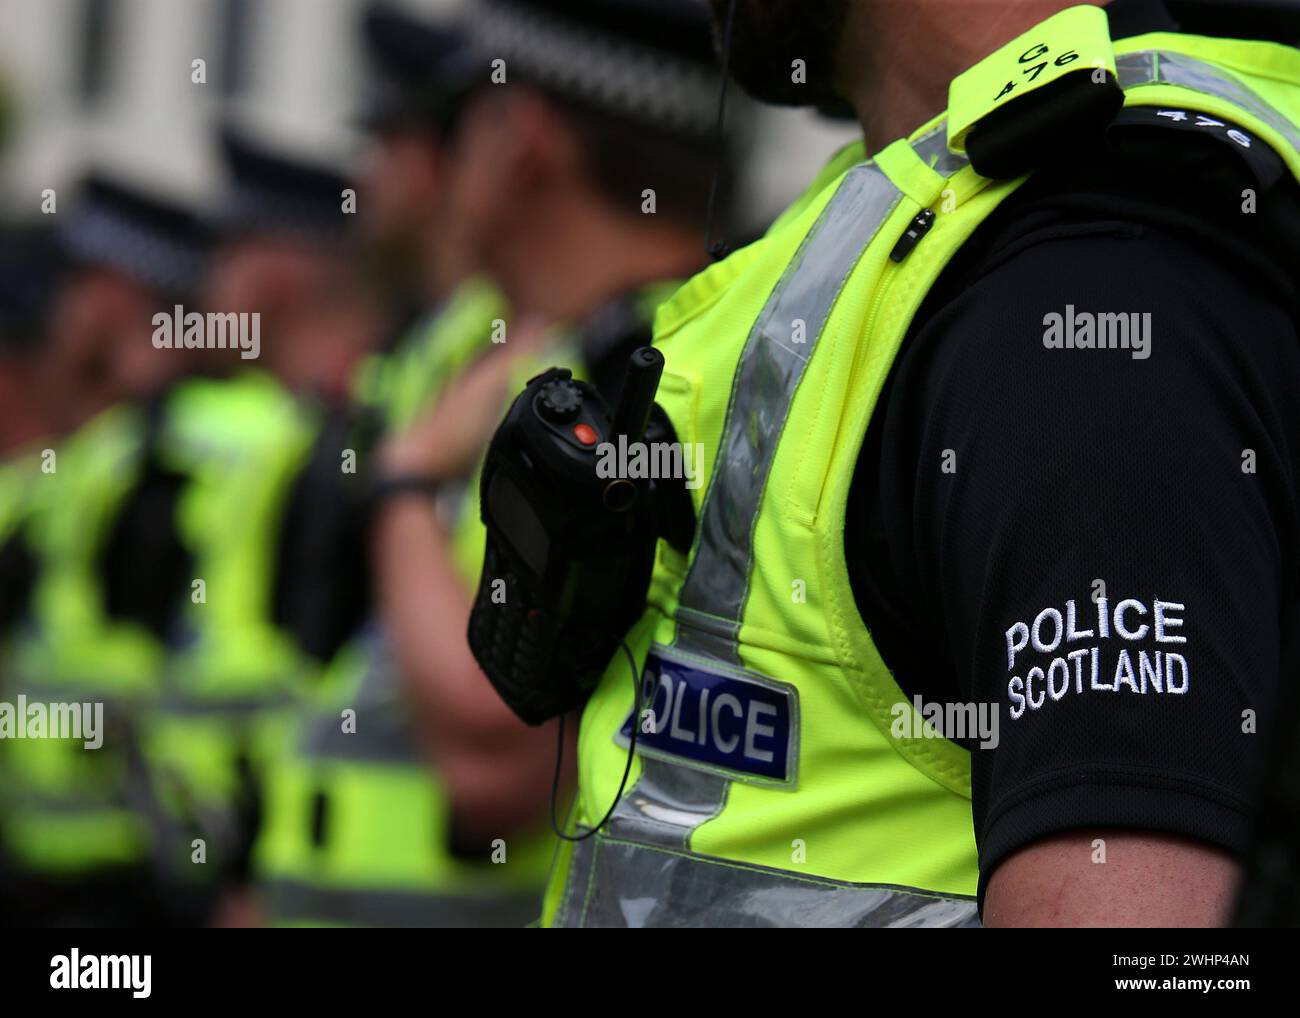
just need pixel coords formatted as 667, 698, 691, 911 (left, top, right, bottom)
368, 473, 443, 511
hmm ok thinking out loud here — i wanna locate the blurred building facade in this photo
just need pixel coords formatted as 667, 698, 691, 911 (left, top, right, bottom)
0, 0, 855, 230
0, 0, 449, 210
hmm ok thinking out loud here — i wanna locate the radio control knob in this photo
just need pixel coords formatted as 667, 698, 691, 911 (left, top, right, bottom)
537, 380, 583, 422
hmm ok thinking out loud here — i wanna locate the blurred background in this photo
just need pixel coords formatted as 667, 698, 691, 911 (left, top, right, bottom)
0, 0, 854, 230
0, 0, 860, 929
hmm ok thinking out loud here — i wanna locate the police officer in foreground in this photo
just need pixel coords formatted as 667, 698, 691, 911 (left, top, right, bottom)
469, 0, 1300, 926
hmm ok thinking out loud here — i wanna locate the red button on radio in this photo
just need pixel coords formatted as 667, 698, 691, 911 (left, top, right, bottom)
573, 423, 598, 446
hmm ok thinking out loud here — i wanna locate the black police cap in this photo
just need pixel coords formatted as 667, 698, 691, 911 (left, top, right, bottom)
359, 3, 478, 131
469, 0, 724, 140
217, 124, 353, 242
0, 223, 63, 353
57, 174, 213, 300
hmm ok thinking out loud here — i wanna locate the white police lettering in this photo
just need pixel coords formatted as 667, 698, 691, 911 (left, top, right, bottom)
619, 648, 798, 784
1004, 593, 1190, 720
652, 669, 778, 762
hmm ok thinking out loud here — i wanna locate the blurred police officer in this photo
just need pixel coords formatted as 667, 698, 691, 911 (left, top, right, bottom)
0, 178, 213, 927
139, 127, 381, 926
0, 226, 62, 457
0, 225, 60, 695
206, 124, 381, 401
368, 0, 738, 912
250, 5, 544, 929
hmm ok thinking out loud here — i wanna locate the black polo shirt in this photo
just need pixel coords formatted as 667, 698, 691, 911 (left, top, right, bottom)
846, 0, 1300, 907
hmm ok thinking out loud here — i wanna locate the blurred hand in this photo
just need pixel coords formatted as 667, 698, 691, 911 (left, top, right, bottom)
377, 317, 549, 481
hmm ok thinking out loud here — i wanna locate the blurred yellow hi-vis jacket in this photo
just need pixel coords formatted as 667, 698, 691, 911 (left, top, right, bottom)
254, 282, 556, 928
544, 9, 1300, 927
1, 405, 161, 874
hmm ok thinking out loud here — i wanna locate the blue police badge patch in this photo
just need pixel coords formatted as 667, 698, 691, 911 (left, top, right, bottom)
617, 645, 799, 787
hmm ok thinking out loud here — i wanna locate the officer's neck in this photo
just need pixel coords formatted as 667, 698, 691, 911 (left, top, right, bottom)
839, 0, 1113, 155
493, 191, 705, 326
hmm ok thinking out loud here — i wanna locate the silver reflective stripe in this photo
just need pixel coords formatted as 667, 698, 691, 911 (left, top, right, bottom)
263, 878, 541, 928
674, 161, 906, 666
298, 705, 424, 765
6, 675, 148, 707
1116, 48, 1159, 88
3, 793, 136, 815
158, 690, 297, 716
1117, 50, 1300, 154
298, 629, 425, 765
607, 164, 908, 863
606, 756, 730, 850
913, 122, 971, 175
574, 160, 968, 925
557, 838, 978, 928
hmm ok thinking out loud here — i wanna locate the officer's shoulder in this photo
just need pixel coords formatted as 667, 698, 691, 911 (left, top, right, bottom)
947, 112, 1300, 318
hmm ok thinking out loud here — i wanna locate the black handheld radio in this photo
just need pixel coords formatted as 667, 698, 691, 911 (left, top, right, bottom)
468, 347, 691, 725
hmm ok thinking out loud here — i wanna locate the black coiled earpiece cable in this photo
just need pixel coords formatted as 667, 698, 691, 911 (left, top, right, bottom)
703, 0, 740, 261
549, 634, 645, 842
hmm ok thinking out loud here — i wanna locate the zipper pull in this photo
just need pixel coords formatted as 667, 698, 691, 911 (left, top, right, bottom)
889, 209, 936, 263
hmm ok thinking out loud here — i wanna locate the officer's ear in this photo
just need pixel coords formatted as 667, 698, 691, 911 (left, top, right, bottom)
450, 89, 535, 186
494, 88, 585, 192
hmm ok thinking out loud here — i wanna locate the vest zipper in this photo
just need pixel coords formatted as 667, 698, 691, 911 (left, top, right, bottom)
859, 204, 927, 373
888, 209, 936, 263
